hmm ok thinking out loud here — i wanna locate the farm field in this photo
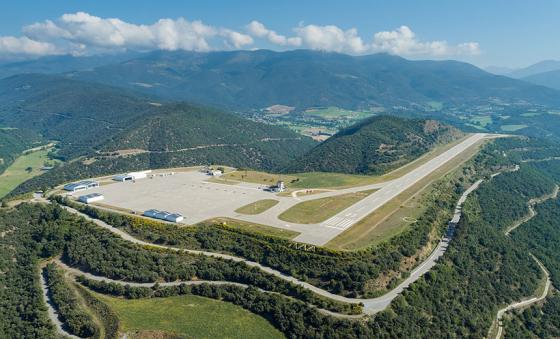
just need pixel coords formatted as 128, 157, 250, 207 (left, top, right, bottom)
304, 106, 375, 120
501, 124, 528, 131
235, 199, 279, 214
0, 148, 54, 198
278, 190, 374, 224
96, 294, 284, 339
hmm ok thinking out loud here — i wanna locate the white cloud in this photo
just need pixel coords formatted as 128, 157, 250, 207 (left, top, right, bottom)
246, 21, 301, 46
246, 22, 478, 57
0, 36, 59, 57
0, 13, 480, 60
294, 24, 368, 54
22, 12, 253, 54
371, 26, 480, 56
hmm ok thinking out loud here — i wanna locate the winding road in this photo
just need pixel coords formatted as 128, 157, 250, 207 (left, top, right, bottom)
51, 176, 483, 315
38, 266, 81, 339
490, 184, 557, 339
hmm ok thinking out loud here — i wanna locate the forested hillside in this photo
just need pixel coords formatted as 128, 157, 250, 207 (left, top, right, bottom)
284, 116, 462, 174
0, 128, 44, 174
0, 74, 316, 197
4, 136, 560, 338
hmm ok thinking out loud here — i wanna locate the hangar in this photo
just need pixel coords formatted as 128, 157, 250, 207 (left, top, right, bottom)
113, 170, 152, 182
143, 209, 184, 223
78, 193, 104, 204
63, 180, 99, 192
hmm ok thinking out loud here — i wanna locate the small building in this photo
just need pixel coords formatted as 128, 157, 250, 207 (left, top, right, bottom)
78, 193, 104, 204
208, 169, 223, 176
113, 170, 152, 182
63, 180, 99, 192
269, 180, 286, 193
143, 209, 184, 223
143, 209, 160, 218
165, 213, 184, 223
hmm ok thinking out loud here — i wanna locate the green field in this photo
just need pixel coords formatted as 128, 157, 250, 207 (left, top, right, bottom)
469, 115, 493, 128
96, 294, 284, 339
304, 106, 374, 120
278, 190, 373, 224
201, 217, 300, 239
520, 112, 542, 117
235, 199, 279, 215
501, 124, 528, 132
0, 148, 54, 198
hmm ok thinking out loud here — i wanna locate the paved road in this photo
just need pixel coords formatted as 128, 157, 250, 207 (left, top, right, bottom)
493, 256, 551, 339
491, 183, 557, 339
56, 177, 482, 315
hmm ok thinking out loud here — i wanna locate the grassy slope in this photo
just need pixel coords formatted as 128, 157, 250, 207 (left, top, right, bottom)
0, 148, 53, 198
96, 294, 284, 339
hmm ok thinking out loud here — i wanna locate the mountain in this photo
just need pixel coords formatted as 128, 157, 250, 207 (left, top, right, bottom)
0, 74, 315, 169
69, 50, 560, 111
508, 60, 560, 78
284, 115, 462, 175
522, 70, 560, 90
484, 65, 516, 75
0, 53, 142, 80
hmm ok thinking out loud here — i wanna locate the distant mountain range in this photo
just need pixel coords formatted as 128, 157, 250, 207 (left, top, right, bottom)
2, 50, 560, 112
64, 50, 560, 111
485, 60, 560, 90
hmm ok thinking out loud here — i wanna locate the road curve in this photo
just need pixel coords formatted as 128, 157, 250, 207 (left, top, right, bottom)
491, 184, 558, 339
493, 256, 551, 339
38, 266, 81, 339
54, 177, 483, 315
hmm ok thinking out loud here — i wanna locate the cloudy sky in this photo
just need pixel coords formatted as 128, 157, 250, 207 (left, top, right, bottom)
1, 0, 558, 68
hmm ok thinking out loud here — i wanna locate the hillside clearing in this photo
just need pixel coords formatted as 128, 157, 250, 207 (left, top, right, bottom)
95, 294, 284, 339
0, 148, 54, 199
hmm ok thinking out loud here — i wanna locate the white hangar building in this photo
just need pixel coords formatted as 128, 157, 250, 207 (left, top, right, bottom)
63, 180, 99, 192
78, 193, 104, 204
113, 170, 152, 182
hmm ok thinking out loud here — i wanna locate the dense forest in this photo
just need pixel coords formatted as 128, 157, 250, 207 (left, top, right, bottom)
284, 116, 462, 174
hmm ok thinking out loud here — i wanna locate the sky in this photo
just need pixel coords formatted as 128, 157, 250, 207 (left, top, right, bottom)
0, 0, 558, 68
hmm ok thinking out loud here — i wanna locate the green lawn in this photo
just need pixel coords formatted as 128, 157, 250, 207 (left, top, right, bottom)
200, 217, 300, 239
501, 124, 528, 132
235, 199, 279, 215
97, 294, 284, 339
278, 190, 373, 224
0, 148, 54, 198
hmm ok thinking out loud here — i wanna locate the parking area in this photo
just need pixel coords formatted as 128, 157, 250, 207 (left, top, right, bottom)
85, 171, 276, 225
